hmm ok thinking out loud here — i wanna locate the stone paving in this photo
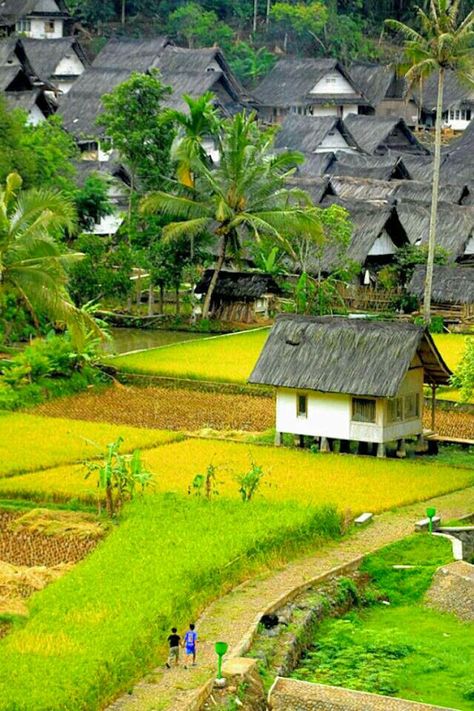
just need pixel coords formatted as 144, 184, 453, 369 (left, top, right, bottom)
107, 486, 474, 711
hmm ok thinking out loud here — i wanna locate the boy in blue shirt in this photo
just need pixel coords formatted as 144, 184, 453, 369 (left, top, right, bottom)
184, 623, 198, 667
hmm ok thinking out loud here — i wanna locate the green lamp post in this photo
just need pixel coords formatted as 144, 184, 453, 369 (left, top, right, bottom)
426, 507, 436, 534
215, 641, 228, 680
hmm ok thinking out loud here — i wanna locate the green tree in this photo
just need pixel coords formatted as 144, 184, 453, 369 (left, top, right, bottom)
167, 3, 234, 50
385, 1, 474, 324
270, 1, 329, 53
75, 174, 113, 232
142, 112, 326, 319
227, 42, 276, 85
97, 70, 175, 230
69, 235, 133, 306
21, 116, 79, 192
0, 98, 36, 185
0, 173, 99, 345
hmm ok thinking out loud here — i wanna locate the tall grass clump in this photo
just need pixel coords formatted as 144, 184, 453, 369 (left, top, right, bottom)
0, 493, 341, 711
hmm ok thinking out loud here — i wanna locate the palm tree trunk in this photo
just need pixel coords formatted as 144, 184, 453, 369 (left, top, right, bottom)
148, 285, 154, 316
121, 0, 126, 25
253, 0, 258, 32
422, 67, 445, 325
202, 233, 228, 319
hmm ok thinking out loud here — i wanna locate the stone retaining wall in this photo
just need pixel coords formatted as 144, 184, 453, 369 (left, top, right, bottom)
438, 527, 474, 560
268, 678, 456, 710
425, 560, 474, 621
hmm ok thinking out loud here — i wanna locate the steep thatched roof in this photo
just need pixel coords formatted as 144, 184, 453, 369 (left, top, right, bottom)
255, 57, 369, 108
317, 196, 407, 271
0, 0, 68, 22
400, 154, 436, 182
397, 202, 474, 259
344, 115, 428, 155
328, 175, 466, 205
442, 121, 474, 185
0, 64, 20, 90
286, 176, 331, 204
408, 265, 474, 305
249, 315, 451, 394
58, 37, 170, 137
194, 270, 281, 299
296, 152, 336, 177
275, 114, 357, 153
416, 70, 474, 113
349, 62, 395, 106
21, 38, 88, 83
327, 151, 410, 181
0, 37, 18, 65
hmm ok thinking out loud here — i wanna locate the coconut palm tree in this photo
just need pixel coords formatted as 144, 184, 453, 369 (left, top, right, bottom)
0, 172, 100, 346
166, 92, 221, 190
141, 112, 324, 319
386, 0, 474, 324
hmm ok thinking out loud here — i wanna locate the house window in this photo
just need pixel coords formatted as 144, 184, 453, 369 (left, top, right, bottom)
352, 398, 376, 424
297, 394, 308, 418
44, 20, 55, 33
404, 393, 420, 419
325, 76, 337, 84
387, 397, 404, 423
16, 19, 31, 32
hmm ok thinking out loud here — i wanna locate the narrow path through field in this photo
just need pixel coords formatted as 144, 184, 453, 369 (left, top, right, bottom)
106, 485, 474, 711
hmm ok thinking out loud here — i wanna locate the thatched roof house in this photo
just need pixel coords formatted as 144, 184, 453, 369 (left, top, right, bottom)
275, 115, 358, 154
254, 57, 372, 123
327, 151, 410, 181
397, 202, 474, 261
21, 37, 88, 93
59, 39, 250, 141
250, 315, 450, 395
249, 315, 450, 454
343, 115, 429, 155
0, 0, 70, 38
408, 265, 474, 305
328, 175, 467, 205
349, 61, 419, 127
194, 270, 281, 322
415, 70, 474, 130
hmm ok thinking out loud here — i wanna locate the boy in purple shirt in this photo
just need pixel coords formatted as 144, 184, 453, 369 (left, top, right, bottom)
183, 623, 198, 667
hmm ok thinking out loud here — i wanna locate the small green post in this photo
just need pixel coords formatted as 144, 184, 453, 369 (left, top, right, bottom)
215, 641, 228, 680
426, 507, 436, 534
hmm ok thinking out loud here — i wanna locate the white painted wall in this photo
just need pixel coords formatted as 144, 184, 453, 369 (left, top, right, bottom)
275, 366, 424, 444
54, 53, 85, 78
310, 71, 356, 96
88, 213, 124, 236
464, 236, 474, 256
26, 104, 46, 125
443, 106, 472, 131
368, 230, 397, 257
315, 129, 352, 153
56, 79, 74, 94
342, 105, 359, 118
22, 18, 64, 38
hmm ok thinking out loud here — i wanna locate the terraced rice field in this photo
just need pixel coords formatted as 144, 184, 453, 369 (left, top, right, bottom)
0, 412, 182, 477
1, 439, 471, 513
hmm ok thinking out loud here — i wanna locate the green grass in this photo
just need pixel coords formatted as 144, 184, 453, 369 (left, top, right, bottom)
293, 535, 474, 710
0, 412, 183, 477
0, 494, 341, 711
108, 328, 269, 383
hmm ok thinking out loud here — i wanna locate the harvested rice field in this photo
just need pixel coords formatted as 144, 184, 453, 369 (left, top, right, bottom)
0, 412, 183, 477
34, 384, 474, 439
0, 439, 472, 513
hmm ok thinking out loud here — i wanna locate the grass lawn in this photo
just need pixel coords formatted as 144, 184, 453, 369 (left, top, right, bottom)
0, 494, 340, 711
1, 439, 472, 512
293, 535, 474, 710
108, 328, 269, 383
0, 412, 183, 477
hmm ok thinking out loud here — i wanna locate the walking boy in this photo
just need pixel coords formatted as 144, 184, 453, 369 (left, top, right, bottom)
165, 627, 181, 668
183, 623, 198, 667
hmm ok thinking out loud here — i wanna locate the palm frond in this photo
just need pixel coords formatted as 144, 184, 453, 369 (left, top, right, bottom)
140, 191, 211, 219
162, 218, 211, 242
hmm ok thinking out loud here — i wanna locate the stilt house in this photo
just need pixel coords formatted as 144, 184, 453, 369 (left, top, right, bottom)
249, 315, 451, 456
408, 265, 474, 323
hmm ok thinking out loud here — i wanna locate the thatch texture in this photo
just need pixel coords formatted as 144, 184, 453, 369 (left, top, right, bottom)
0, 38, 19, 66
328, 175, 466, 205
344, 115, 429, 155
0, 65, 20, 90
296, 152, 336, 177
21, 38, 88, 83
416, 70, 474, 114
328, 151, 409, 180
275, 114, 357, 153
442, 121, 474, 185
396, 202, 474, 259
248, 315, 451, 394
349, 62, 394, 106
286, 176, 330, 204
255, 58, 368, 108
0, 0, 68, 22
194, 270, 281, 300
408, 265, 474, 305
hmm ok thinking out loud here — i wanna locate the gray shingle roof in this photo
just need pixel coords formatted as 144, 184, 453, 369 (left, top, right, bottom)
255, 57, 367, 108
327, 151, 410, 180
397, 201, 474, 259
195, 270, 281, 299
408, 264, 474, 305
0, 0, 68, 23
349, 62, 395, 106
21, 38, 88, 83
328, 175, 466, 205
248, 315, 451, 395
275, 114, 357, 153
344, 115, 428, 155
417, 70, 474, 113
